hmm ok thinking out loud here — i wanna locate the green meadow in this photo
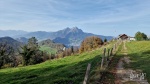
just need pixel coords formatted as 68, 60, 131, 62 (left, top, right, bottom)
126, 41, 150, 82
1, 41, 149, 84
40, 45, 57, 54
0, 42, 114, 84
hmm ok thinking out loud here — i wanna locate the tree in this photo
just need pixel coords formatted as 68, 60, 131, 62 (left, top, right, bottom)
79, 36, 103, 53
104, 38, 107, 42
135, 31, 148, 41
79, 41, 85, 53
20, 37, 43, 66
71, 46, 74, 54
28, 37, 39, 50
141, 33, 147, 40
73, 46, 79, 54
0, 43, 14, 68
20, 45, 34, 66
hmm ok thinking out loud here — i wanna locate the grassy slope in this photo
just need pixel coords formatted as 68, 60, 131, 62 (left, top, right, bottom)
126, 41, 150, 82
40, 45, 57, 54
97, 41, 123, 84
0, 42, 115, 84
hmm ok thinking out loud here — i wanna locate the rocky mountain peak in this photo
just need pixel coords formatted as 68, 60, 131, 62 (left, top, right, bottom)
63, 27, 83, 33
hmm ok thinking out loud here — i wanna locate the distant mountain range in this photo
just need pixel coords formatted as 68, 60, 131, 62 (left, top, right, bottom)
16, 37, 28, 44
0, 27, 113, 46
0, 30, 28, 37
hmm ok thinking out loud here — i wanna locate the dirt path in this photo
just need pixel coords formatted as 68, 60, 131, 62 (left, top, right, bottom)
115, 41, 149, 84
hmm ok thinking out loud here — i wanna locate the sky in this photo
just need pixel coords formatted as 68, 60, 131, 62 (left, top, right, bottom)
0, 0, 150, 37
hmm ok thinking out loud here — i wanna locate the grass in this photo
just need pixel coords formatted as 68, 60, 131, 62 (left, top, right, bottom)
40, 45, 57, 54
98, 41, 123, 84
88, 42, 116, 83
109, 41, 124, 70
99, 41, 150, 83
0, 42, 115, 84
126, 41, 150, 83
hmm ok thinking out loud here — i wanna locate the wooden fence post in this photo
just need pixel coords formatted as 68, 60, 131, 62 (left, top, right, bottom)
107, 49, 110, 61
101, 48, 106, 69
113, 44, 116, 52
110, 48, 113, 56
83, 63, 91, 84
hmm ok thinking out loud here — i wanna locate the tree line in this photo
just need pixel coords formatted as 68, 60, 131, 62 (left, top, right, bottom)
135, 31, 149, 41
0, 37, 80, 68
0, 36, 112, 69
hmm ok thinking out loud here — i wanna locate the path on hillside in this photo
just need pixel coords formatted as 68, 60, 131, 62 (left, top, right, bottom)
115, 41, 149, 84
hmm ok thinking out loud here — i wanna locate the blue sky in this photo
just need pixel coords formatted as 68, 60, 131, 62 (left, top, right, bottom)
0, 0, 150, 36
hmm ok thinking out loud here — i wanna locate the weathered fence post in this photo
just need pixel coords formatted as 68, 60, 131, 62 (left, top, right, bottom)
113, 44, 116, 52
101, 48, 106, 69
105, 49, 110, 67
110, 48, 113, 56
83, 63, 91, 84
107, 49, 110, 61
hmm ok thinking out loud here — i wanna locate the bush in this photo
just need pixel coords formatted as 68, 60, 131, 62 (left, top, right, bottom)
79, 36, 103, 53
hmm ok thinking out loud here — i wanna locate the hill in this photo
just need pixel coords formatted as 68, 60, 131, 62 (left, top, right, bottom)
15, 37, 28, 44
38, 39, 65, 54
0, 40, 115, 84
15, 31, 51, 41
0, 37, 23, 51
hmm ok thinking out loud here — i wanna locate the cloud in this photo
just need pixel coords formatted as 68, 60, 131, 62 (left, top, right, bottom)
0, 0, 150, 36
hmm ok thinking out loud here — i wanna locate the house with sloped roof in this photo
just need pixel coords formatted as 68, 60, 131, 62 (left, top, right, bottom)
118, 34, 128, 40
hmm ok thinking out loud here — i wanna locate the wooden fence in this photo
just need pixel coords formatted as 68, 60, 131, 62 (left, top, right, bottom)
83, 40, 122, 84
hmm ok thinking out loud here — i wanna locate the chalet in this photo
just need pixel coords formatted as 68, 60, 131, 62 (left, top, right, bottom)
118, 34, 128, 40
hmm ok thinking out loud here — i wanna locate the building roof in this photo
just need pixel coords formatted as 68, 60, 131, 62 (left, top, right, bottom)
118, 34, 128, 39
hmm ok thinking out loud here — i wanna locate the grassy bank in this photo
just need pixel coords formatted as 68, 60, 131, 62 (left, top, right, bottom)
126, 41, 150, 82
98, 41, 123, 84
0, 42, 115, 84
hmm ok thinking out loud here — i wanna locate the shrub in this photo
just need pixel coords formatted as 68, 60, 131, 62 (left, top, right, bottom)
79, 36, 103, 53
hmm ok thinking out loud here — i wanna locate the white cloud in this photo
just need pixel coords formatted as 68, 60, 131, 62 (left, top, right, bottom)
0, 0, 150, 36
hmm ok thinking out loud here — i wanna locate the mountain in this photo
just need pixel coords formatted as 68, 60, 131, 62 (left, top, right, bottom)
3, 27, 113, 46
15, 37, 28, 44
51, 27, 84, 39
17, 27, 84, 40
53, 27, 113, 46
15, 31, 51, 41
0, 30, 28, 37
0, 37, 23, 51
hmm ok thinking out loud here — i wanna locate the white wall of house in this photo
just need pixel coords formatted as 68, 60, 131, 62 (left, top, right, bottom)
148, 36, 150, 39
129, 37, 136, 41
